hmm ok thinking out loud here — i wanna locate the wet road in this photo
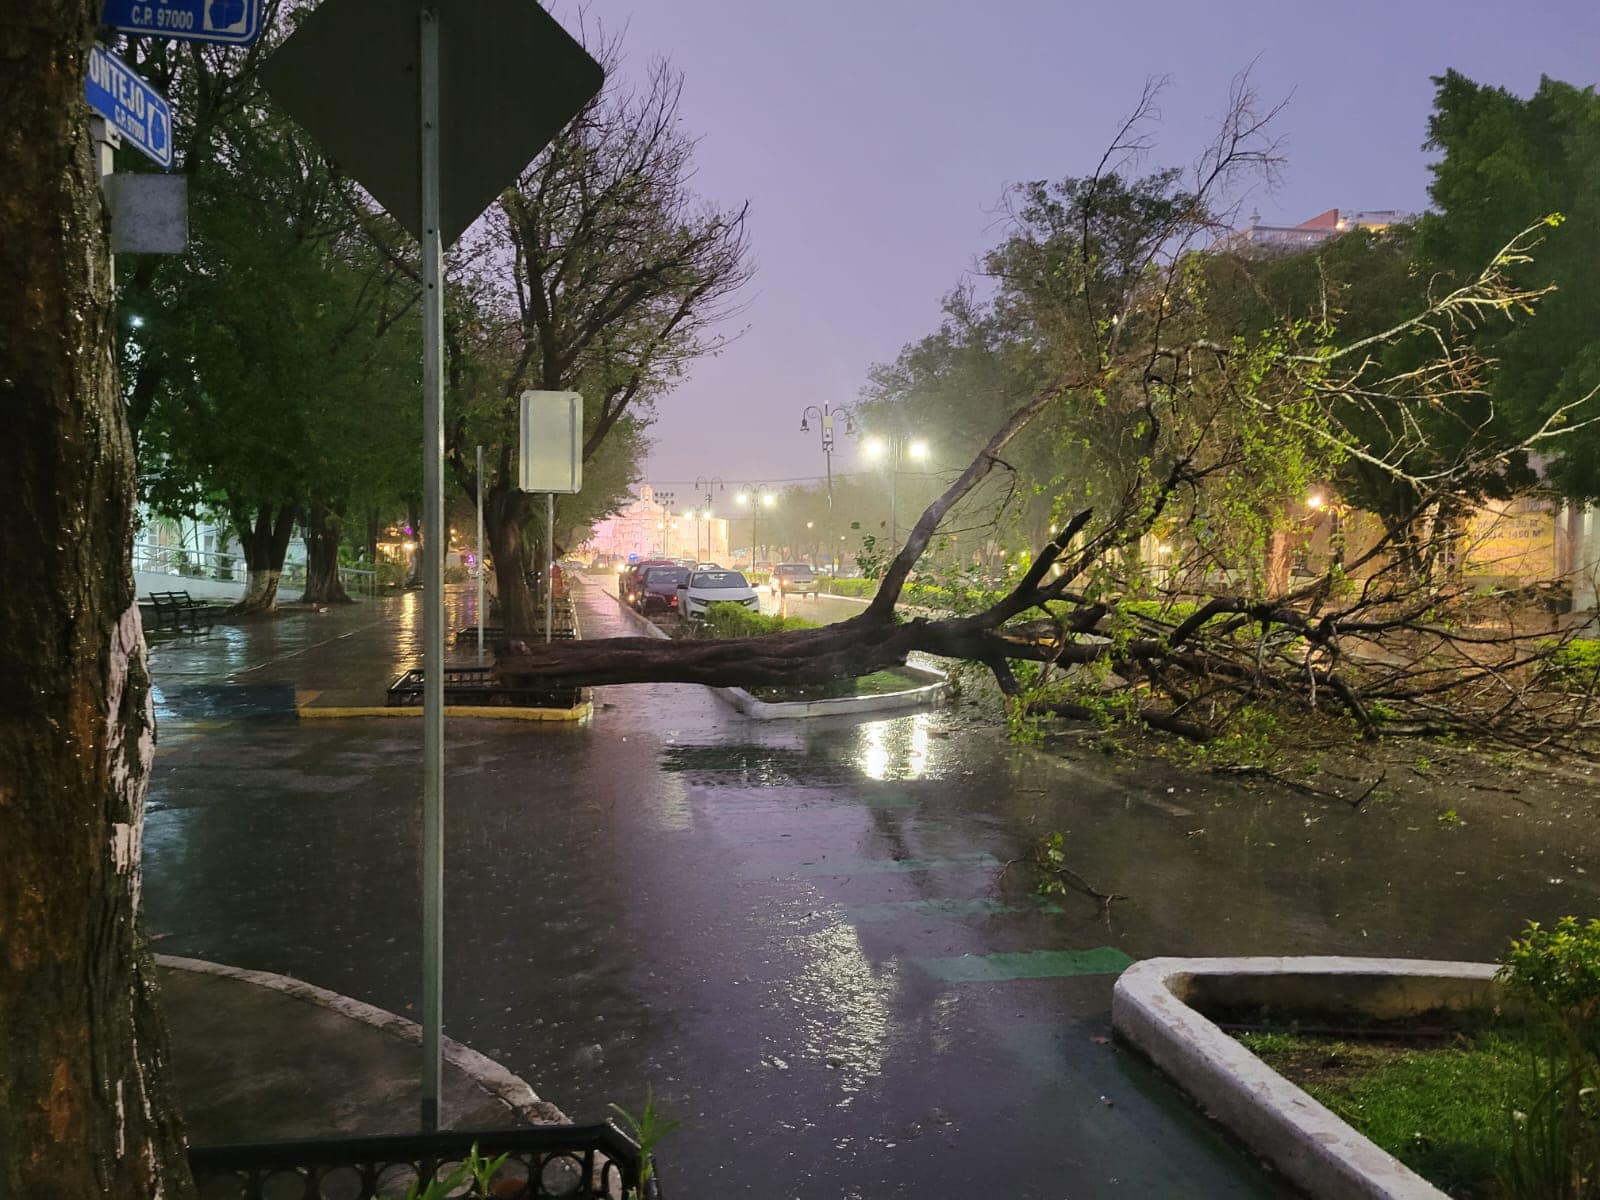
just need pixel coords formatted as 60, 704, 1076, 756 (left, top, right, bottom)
143, 580, 1597, 1197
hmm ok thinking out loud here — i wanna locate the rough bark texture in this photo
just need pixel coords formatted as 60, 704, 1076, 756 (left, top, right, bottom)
233, 503, 295, 613
300, 503, 352, 604
484, 485, 537, 637
0, 7, 195, 1196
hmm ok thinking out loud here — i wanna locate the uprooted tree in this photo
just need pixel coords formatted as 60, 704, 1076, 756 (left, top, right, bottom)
501, 79, 1600, 752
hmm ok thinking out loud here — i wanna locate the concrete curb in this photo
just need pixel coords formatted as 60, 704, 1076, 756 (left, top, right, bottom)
156, 955, 567, 1125
1111, 955, 1502, 1200
713, 666, 948, 720
607, 592, 948, 718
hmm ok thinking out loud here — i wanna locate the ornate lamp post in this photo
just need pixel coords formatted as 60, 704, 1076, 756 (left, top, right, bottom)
735, 483, 777, 568
800, 403, 856, 572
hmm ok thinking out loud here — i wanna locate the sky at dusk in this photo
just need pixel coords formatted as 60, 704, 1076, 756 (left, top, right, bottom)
571, 0, 1600, 498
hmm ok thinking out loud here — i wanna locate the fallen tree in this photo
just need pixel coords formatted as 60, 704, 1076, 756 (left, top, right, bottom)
502, 84, 1599, 752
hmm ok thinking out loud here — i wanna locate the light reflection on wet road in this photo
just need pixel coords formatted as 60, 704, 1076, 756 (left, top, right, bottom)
142, 579, 1596, 1197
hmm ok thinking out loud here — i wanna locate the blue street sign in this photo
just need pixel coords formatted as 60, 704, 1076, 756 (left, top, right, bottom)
101, 0, 262, 46
86, 45, 173, 169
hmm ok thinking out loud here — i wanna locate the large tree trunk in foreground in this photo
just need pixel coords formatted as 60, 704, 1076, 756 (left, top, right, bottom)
233, 503, 296, 613
301, 503, 352, 604
0, 7, 195, 1196
485, 484, 538, 637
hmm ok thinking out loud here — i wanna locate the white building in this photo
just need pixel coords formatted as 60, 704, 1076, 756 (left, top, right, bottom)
1226, 207, 1416, 254
583, 484, 731, 564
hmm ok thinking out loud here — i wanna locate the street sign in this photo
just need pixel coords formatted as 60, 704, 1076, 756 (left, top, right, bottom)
260, 0, 603, 246
519, 391, 583, 494
85, 45, 173, 169
100, 0, 263, 46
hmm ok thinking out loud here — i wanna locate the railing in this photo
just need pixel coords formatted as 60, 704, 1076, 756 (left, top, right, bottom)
132, 542, 380, 597
187, 1124, 662, 1199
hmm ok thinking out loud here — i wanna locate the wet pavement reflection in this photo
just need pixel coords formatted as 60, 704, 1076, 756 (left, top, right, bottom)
142, 579, 1597, 1197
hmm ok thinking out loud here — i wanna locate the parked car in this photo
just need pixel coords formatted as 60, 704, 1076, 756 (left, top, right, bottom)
637, 565, 691, 613
677, 569, 760, 619
619, 558, 675, 607
771, 562, 819, 598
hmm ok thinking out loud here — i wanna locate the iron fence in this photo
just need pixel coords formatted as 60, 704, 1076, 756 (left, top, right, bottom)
187, 1124, 661, 1199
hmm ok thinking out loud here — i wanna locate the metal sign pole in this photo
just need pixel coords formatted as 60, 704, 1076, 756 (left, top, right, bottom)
545, 492, 554, 644
418, 3, 445, 1135
476, 444, 485, 666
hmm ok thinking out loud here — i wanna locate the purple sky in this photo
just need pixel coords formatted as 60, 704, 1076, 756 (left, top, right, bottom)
573, 0, 1600, 495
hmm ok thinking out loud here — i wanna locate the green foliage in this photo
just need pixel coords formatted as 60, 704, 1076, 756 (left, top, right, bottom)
1498, 918, 1600, 1199
1501, 917, 1600, 1032
609, 1086, 682, 1192
1544, 639, 1600, 687
698, 603, 818, 639
405, 1143, 509, 1200
1421, 70, 1600, 503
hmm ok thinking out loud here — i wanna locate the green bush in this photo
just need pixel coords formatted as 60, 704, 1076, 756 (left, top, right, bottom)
699, 602, 819, 639
1498, 917, 1600, 1200
1545, 639, 1600, 687
819, 577, 877, 599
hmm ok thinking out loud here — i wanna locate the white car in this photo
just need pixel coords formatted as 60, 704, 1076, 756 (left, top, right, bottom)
677, 569, 761, 618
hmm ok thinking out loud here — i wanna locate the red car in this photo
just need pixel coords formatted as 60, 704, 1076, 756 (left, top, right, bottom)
636, 565, 691, 613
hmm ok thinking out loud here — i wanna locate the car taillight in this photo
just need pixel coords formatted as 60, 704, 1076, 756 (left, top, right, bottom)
669, 595, 678, 606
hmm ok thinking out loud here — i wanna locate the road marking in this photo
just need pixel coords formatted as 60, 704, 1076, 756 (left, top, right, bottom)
842, 896, 1063, 923
912, 947, 1135, 982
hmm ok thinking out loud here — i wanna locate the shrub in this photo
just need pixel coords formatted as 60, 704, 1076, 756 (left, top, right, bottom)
1498, 917, 1600, 1200
1545, 639, 1600, 687
699, 602, 818, 639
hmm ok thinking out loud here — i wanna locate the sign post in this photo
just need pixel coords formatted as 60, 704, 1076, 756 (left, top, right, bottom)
261, 0, 601, 1132
476, 445, 485, 666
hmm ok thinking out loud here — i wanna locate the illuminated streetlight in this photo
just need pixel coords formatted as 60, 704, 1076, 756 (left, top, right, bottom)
1307, 492, 1326, 510
860, 431, 933, 548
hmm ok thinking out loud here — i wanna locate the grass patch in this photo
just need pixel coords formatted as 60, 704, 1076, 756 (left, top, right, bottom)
1236, 1024, 1536, 1197
747, 667, 929, 703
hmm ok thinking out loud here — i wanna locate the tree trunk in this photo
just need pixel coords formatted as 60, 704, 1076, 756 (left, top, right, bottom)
301, 503, 352, 604
231, 504, 296, 613
0, 8, 196, 1196
484, 485, 537, 637
404, 501, 423, 589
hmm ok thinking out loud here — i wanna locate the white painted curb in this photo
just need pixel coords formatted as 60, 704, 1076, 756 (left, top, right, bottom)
156, 955, 565, 1124
1112, 956, 1501, 1200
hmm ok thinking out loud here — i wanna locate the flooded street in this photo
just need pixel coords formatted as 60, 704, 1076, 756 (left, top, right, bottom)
142, 579, 1598, 1197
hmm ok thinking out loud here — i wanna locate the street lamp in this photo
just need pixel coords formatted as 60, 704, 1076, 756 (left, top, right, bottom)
736, 484, 777, 567
692, 475, 725, 564
862, 431, 931, 548
800, 403, 856, 573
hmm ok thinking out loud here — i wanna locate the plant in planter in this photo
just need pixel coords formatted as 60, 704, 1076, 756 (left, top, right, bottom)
1499, 916, 1600, 1200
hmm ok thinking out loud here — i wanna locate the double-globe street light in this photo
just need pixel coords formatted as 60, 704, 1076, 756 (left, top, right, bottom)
862, 431, 930, 548
799, 403, 856, 572
735, 483, 777, 567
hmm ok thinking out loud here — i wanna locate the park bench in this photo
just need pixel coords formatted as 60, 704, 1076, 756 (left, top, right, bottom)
146, 590, 214, 634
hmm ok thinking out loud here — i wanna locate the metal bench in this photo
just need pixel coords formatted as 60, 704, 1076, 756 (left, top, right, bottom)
146, 590, 213, 634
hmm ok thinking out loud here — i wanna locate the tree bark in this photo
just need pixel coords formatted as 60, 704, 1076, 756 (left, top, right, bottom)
0, 7, 195, 1196
484, 484, 538, 637
233, 503, 296, 613
301, 503, 352, 604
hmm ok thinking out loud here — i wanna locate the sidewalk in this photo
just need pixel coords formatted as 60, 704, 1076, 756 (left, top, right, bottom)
159, 956, 565, 1145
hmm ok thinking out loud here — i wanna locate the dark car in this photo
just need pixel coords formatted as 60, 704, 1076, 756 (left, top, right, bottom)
636, 565, 690, 613
619, 559, 675, 607
771, 562, 819, 598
